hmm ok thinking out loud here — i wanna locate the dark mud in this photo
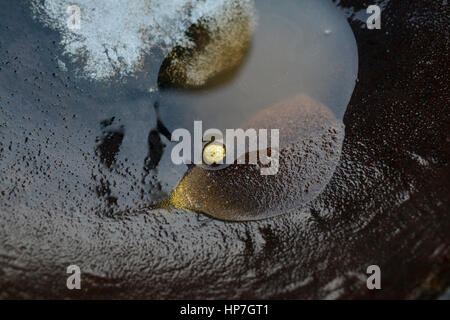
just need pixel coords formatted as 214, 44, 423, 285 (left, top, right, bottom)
0, 0, 449, 299
171, 94, 345, 221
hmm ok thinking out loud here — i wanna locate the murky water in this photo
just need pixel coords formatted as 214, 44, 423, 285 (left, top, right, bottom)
159, 0, 358, 133
9, 0, 358, 219
159, 0, 358, 220
0, 0, 448, 299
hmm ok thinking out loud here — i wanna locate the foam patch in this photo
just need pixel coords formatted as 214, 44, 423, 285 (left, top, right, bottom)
31, 0, 255, 81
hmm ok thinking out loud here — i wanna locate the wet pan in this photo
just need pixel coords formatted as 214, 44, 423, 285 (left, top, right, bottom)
0, 0, 449, 299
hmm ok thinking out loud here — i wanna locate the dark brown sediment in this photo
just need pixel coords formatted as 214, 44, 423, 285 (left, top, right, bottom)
171, 94, 344, 221
158, 1, 254, 90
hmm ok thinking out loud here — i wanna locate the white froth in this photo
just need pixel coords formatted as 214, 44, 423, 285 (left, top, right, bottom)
31, 0, 255, 81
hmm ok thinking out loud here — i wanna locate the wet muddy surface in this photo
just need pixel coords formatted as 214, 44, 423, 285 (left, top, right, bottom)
0, 0, 449, 299
171, 94, 345, 221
